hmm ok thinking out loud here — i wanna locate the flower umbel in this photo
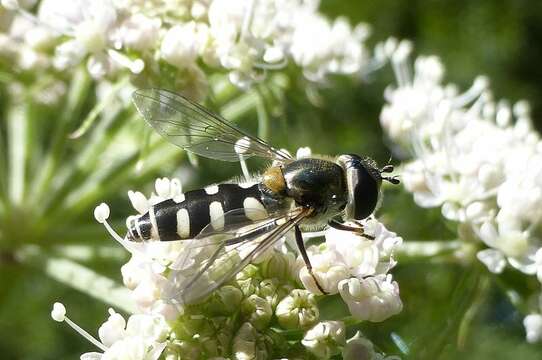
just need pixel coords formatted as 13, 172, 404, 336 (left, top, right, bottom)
381, 44, 542, 343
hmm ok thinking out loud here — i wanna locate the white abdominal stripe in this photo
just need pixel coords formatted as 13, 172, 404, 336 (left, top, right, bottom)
130, 183, 270, 242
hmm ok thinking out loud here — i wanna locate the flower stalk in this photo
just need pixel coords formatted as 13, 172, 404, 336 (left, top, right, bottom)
18, 245, 136, 313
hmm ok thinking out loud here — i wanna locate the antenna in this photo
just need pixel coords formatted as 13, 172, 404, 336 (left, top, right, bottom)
380, 164, 400, 184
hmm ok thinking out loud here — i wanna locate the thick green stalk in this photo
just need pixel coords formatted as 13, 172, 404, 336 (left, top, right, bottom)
17, 245, 136, 314
7, 102, 29, 206
53, 244, 126, 262
395, 240, 469, 263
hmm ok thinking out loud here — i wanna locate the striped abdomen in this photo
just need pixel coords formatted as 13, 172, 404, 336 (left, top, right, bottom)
127, 183, 270, 242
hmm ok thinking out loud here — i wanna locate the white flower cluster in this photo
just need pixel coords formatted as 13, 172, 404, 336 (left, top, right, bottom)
2, 0, 370, 89
380, 46, 542, 343
63, 168, 403, 359
122, 175, 403, 324
51, 303, 169, 360
299, 220, 403, 322
381, 47, 542, 275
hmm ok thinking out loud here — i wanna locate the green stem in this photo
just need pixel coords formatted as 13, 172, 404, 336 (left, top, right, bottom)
7, 102, 29, 206
52, 244, 127, 262
209, 74, 238, 106
69, 77, 128, 139
416, 265, 483, 359
17, 245, 136, 314
36, 106, 129, 219
31, 67, 92, 203
395, 240, 469, 262
492, 274, 529, 314
46, 141, 179, 227
457, 275, 491, 350
256, 87, 270, 141
221, 90, 260, 120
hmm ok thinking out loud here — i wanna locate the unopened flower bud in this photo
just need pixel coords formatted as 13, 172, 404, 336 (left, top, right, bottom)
241, 294, 273, 330
276, 289, 319, 330
172, 315, 214, 341
255, 279, 281, 308
302, 321, 346, 359
232, 322, 269, 360
204, 285, 244, 315
235, 264, 260, 297
98, 309, 127, 346
262, 251, 296, 281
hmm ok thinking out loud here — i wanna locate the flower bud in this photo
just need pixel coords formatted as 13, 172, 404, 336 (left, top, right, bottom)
235, 264, 261, 297
338, 275, 402, 322
255, 279, 279, 306
342, 332, 379, 360
232, 322, 269, 360
261, 251, 296, 281
164, 339, 202, 360
172, 315, 214, 341
132, 275, 166, 310
276, 289, 319, 330
299, 263, 349, 296
241, 294, 273, 330
477, 249, 506, 274
524, 314, 542, 343
302, 321, 346, 359
298, 245, 349, 295
204, 285, 244, 315
125, 313, 170, 343
161, 23, 200, 68
98, 309, 127, 347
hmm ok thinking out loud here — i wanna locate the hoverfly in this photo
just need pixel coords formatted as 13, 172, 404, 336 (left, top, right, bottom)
129, 88, 400, 306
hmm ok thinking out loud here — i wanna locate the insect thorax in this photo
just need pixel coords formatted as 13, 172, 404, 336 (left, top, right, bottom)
282, 158, 348, 222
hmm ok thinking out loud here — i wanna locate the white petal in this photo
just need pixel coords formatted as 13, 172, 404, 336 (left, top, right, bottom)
476, 249, 506, 274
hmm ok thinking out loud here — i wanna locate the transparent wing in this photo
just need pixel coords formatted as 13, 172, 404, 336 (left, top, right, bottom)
132, 88, 292, 162
162, 207, 308, 305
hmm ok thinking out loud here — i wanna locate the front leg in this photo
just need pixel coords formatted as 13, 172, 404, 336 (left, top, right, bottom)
295, 225, 328, 295
328, 219, 375, 240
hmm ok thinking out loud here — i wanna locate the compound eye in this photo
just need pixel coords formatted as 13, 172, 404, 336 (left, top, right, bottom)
345, 167, 379, 220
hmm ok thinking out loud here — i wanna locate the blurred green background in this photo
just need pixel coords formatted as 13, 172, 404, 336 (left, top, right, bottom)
2, 0, 542, 359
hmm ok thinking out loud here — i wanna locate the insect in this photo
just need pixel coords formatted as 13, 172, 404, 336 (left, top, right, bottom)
129, 88, 400, 305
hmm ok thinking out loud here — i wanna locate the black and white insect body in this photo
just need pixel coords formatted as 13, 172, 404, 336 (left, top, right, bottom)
126, 183, 280, 242
131, 88, 400, 305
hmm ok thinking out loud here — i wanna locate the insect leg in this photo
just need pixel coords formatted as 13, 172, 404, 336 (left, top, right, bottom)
295, 225, 328, 295
328, 219, 375, 240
